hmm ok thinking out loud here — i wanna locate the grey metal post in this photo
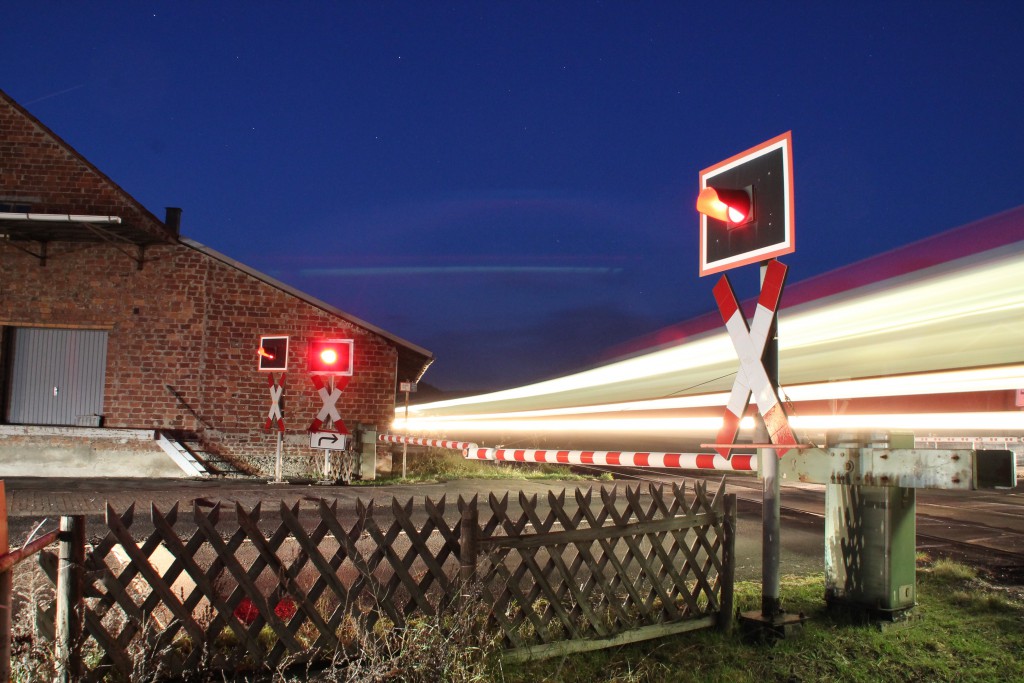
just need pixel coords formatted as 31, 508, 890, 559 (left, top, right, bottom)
273, 430, 283, 483
759, 261, 782, 619
403, 388, 410, 479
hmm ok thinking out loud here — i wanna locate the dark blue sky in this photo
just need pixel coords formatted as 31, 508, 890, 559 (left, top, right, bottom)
5, 3, 1024, 391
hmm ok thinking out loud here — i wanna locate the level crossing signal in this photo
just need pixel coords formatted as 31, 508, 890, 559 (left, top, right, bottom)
696, 131, 794, 277
257, 335, 289, 371
696, 186, 753, 226
308, 339, 354, 375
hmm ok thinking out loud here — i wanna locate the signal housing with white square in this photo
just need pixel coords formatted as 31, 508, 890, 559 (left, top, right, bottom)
699, 131, 794, 276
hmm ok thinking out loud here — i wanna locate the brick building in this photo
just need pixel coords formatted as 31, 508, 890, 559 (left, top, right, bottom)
0, 90, 432, 478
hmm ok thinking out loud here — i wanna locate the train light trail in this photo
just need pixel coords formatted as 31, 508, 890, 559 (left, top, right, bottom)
391, 411, 1024, 436
396, 228, 1023, 454
394, 365, 1024, 435
395, 366, 1024, 432
790, 412, 1024, 432
784, 365, 1024, 401
400, 243, 1023, 421
392, 415, 744, 434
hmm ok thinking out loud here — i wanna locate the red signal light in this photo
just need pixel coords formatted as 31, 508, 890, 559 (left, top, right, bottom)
308, 339, 354, 375
697, 187, 753, 225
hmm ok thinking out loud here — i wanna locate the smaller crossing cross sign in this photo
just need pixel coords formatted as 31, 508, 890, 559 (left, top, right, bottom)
713, 259, 797, 458
263, 373, 285, 432
308, 374, 350, 434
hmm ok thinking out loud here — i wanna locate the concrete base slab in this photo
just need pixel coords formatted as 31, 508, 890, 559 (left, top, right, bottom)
738, 609, 807, 642
0, 426, 191, 478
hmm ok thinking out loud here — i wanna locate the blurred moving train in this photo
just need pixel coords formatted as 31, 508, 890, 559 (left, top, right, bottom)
395, 206, 1024, 458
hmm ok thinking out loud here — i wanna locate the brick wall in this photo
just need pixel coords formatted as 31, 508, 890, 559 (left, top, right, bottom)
0, 239, 399, 473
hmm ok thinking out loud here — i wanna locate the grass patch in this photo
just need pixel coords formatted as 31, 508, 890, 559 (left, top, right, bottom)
927, 557, 977, 582
501, 559, 1024, 683
357, 447, 613, 485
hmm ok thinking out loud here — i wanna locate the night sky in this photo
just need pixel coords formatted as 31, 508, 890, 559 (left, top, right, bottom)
5, 3, 1024, 392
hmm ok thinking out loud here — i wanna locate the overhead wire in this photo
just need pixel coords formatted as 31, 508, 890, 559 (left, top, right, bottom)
663, 371, 737, 399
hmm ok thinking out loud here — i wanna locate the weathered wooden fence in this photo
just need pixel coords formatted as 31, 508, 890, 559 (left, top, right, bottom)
34, 480, 735, 679
472, 481, 736, 660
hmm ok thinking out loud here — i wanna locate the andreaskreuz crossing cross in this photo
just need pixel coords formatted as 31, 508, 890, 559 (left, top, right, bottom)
712, 259, 796, 458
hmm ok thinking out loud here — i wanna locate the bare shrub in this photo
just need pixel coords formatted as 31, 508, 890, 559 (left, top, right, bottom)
10, 564, 57, 683
311, 581, 500, 683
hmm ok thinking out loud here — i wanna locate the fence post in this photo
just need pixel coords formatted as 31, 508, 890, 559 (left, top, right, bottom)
54, 515, 85, 682
0, 481, 10, 682
719, 493, 736, 632
459, 496, 479, 597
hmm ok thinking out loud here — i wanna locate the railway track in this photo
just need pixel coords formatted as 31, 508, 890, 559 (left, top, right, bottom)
603, 468, 1024, 584
729, 474, 1024, 584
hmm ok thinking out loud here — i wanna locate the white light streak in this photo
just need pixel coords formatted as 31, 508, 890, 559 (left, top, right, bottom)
789, 412, 1024, 432
394, 416, 738, 434
405, 241, 1024, 424
397, 365, 1024, 425
393, 412, 1024, 435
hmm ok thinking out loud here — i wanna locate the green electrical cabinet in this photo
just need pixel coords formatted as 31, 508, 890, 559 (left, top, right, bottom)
779, 430, 1014, 619
824, 483, 917, 614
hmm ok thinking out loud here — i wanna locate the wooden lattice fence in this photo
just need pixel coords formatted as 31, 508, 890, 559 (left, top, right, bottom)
35, 481, 735, 679
474, 480, 736, 660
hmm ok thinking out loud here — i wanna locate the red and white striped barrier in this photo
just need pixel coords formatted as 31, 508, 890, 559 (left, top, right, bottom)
465, 448, 757, 471
379, 434, 478, 451
380, 435, 758, 471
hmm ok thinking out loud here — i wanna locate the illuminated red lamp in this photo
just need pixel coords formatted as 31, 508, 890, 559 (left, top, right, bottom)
308, 339, 354, 375
697, 186, 753, 225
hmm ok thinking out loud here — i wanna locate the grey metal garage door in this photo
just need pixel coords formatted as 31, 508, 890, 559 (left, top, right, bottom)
5, 327, 108, 426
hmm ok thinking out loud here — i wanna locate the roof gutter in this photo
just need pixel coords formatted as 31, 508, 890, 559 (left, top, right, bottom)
0, 212, 122, 224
